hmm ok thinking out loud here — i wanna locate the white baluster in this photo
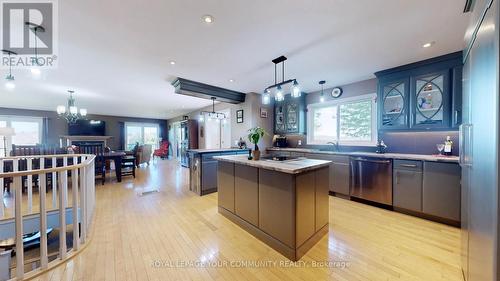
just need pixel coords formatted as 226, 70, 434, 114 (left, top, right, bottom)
52, 157, 57, 208
80, 164, 87, 243
27, 158, 33, 213
72, 156, 80, 250
39, 157, 48, 269
58, 157, 68, 259
0, 159, 4, 218
13, 159, 24, 278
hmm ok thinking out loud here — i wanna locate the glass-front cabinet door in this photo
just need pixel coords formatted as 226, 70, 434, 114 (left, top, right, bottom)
380, 78, 409, 129
274, 103, 286, 134
412, 71, 450, 128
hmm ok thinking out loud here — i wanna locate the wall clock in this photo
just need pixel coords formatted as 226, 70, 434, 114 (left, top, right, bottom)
331, 87, 343, 98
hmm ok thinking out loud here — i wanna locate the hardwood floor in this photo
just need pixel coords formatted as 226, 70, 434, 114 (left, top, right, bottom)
28, 159, 462, 281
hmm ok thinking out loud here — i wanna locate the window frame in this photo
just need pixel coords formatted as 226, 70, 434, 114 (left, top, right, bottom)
307, 93, 378, 146
0, 115, 44, 156
124, 122, 161, 150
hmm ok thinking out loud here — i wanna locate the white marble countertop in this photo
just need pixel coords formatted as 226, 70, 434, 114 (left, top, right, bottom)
214, 155, 332, 174
266, 147, 459, 163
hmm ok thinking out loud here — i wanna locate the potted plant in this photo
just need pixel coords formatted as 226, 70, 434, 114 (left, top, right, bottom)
247, 127, 267, 160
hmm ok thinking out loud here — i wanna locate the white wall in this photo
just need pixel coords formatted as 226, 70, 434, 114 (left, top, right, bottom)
168, 93, 274, 149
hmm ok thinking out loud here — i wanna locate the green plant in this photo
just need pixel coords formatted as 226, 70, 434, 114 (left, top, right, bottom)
247, 127, 267, 151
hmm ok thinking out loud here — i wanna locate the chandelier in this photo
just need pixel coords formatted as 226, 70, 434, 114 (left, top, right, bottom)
199, 97, 227, 122
57, 90, 87, 123
262, 55, 301, 104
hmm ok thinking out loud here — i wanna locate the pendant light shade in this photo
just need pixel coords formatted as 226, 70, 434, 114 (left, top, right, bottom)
274, 85, 284, 102
319, 80, 326, 103
291, 80, 301, 98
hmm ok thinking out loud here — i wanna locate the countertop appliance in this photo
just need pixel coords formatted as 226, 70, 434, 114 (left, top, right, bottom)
350, 157, 393, 205
460, 0, 499, 280
273, 136, 288, 148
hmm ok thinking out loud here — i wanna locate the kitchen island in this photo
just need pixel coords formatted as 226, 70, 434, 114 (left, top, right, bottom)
215, 155, 331, 261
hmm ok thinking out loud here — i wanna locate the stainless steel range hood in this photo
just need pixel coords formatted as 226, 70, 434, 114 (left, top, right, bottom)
172, 78, 246, 104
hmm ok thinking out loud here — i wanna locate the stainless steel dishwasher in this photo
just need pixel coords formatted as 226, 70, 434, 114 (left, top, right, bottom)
350, 157, 393, 205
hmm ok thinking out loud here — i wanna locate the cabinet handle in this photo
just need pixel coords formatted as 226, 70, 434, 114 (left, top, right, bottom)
396, 171, 399, 184
400, 164, 417, 168
455, 110, 459, 123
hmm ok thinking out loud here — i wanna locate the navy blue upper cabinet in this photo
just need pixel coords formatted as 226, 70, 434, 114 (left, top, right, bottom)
274, 94, 306, 135
379, 77, 410, 129
375, 52, 463, 131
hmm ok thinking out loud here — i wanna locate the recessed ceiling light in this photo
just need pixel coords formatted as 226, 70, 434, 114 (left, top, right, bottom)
202, 15, 214, 24
229, 79, 234, 82
422, 41, 435, 48
169, 61, 176, 65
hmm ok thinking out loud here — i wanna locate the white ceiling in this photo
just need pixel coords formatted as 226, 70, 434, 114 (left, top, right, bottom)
0, 0, 469, 119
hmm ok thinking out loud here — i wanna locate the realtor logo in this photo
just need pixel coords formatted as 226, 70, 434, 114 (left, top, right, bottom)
1, 0, 58, 68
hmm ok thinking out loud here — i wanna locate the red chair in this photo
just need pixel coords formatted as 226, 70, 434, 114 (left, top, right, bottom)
153, 141, 169, 159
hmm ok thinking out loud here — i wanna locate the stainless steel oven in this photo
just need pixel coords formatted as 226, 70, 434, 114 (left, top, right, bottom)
350, 157, 393, 205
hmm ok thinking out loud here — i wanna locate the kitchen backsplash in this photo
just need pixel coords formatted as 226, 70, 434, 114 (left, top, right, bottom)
278, 131, 459, 156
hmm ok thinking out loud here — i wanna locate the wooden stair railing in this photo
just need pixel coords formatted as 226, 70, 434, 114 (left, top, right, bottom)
0, 153, 96, 280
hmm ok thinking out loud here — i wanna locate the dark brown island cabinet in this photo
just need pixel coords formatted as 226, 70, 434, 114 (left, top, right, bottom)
215, 155, 331, 261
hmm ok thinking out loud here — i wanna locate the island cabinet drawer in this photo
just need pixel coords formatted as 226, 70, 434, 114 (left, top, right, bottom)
234, 165, 259, 226
217, 161, 235, 212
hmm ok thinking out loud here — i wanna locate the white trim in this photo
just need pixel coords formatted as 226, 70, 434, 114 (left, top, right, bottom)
307, 93, 378, 146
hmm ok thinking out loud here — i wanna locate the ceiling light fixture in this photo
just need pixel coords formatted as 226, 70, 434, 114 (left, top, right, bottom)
422, 41, 435, 48
202, 15, 214, 24
57, 90, 88, 123
26, 22, 45, 78
262, 55, 300, 104
229, 79, 234, 82
199, 97, 226, 122
2, 49, 17, 90
319, 80, 326, 103
169, 61, 176, 65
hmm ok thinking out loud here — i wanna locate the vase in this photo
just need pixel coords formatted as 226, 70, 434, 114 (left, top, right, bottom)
252, 150, 261, 160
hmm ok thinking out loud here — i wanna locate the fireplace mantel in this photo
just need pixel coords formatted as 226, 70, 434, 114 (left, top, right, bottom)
59, 135, 114, 147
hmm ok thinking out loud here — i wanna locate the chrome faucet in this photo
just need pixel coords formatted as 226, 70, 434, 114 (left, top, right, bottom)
326, 141, 340, 151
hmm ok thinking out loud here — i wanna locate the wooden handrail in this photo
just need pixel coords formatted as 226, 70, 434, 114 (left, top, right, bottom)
0, 154, 95, 178
0, 153, 91, 160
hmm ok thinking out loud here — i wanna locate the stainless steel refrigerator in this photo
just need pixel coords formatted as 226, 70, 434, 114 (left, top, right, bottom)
460, 0, 499, 280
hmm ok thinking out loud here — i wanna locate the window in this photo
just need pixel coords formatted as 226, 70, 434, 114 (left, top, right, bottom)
307, 94, 377, 146
125, 122, 160, 150
0, 116, 43, 156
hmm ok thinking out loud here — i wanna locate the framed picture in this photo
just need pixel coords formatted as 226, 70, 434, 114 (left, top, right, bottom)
260, 108, 268, 118
236, 110, 244, 123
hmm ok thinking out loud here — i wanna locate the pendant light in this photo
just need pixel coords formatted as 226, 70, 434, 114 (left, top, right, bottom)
319, 80, 326, 103
262, 56, 300, 104
26, 22, 45, 78
2, 49, 17, 90
199, 97, 226, 122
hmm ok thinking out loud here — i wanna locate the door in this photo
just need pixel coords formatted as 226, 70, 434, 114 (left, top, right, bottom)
411, 70, 451, 128
379, 77, 410, 129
